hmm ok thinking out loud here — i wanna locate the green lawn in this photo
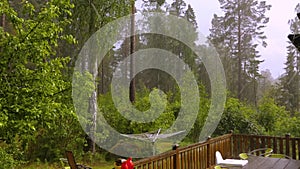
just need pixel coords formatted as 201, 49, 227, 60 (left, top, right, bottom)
20, 162, 114, 169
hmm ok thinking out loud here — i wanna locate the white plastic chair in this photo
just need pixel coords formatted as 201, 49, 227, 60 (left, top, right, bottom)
216, 151, 248, 167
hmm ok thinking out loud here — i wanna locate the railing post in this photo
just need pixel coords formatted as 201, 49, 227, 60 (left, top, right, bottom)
172, 144, 179, 169
230, 130, 234, 158
206, 136, 211, 168
285, 133, 290, 156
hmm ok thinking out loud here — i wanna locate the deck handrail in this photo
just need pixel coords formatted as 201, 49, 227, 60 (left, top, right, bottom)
133, 133, 300, 169
232, 133, 300, 160
134, 133, 233, 169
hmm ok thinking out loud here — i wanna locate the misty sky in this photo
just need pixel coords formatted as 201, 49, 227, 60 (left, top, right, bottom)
189, 0, 299, 78
136, 0, 300, 78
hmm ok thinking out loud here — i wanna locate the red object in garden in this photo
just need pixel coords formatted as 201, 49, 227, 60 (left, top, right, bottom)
126, 157, 134, 169
121, 161, 128, 169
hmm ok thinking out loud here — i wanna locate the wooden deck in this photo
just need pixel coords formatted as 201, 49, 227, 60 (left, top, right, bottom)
229, 156, 300, 169
133, 133, 300, 169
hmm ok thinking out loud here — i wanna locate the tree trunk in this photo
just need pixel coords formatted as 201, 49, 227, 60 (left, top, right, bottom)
130, 1, 136, 102
88, 0, 96, 153
237, 0, 242, 99
1, 14, 5, 31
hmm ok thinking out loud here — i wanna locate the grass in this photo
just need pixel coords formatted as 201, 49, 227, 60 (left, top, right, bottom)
17, 142, 183, 169
19, 161, 114, 169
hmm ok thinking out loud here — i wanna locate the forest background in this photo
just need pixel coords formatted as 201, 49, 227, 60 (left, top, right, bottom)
1, 0, 300, 168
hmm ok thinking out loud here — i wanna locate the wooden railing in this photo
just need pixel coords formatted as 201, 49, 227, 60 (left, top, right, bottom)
134, 133, 300, 169
134, 133, 232, 169
232, 133, 300, 160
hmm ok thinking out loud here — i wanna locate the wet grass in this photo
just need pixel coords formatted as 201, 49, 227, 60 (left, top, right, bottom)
20, 161, 113, 169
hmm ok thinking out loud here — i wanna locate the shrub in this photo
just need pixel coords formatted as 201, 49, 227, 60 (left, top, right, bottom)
0, 146, 16, 169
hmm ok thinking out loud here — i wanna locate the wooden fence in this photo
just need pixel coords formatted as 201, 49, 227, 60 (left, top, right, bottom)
134, 133, 232, 169
133, 133, 300, 169
232, 133, 300, 160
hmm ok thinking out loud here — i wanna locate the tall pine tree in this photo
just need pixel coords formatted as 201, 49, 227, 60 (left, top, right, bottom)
278, 3, 300, 115
209, 0, 271, 104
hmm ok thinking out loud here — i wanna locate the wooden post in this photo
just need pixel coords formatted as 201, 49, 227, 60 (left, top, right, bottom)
229, 130, 234, 158
172, 144, 179, 169
297, 138, 300, 160
285, 133, 290, 157
231, 134, 235, 158
292, 138, 296, 159
206, 136, 211, 168
279, 136, 284, 154
273, 137, 277, 153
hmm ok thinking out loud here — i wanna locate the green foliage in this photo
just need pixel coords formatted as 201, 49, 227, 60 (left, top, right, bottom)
214, 97, 260, 136
72, 71, 95, 127
100, 88, 176, 134
273, 116, 300, 137
1, 0, 300, 166
186, 84, 210, 142
257, 97, 288, 133
0, 0, 87, 163
0, 146, 17, 169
